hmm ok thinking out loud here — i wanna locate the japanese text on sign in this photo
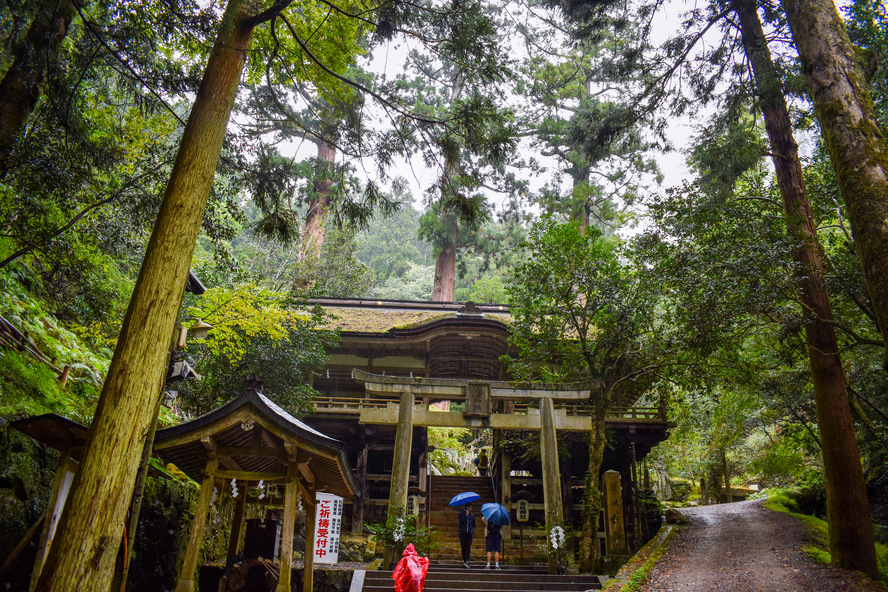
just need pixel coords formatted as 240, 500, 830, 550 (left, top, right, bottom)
313, 493, 343, 564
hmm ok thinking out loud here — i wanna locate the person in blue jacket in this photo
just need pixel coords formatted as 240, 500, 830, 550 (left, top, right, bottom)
458, 503, 476, 568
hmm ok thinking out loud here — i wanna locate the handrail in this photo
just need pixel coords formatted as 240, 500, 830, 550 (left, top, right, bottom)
312, 393, 668, 421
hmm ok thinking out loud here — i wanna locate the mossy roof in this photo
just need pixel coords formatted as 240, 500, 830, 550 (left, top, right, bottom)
314, 304, 511, 334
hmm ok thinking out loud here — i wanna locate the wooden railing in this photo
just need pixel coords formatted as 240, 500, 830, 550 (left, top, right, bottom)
312, 394, 667, 421
313, 395, 399, 413
511, 401, 665, 421
0, 314, 72, 386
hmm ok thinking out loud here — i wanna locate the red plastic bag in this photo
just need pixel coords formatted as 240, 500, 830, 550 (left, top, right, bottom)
392, 543, 430, 592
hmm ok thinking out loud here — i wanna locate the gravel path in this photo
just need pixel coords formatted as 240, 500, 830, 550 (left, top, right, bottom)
638, 499, 883, 592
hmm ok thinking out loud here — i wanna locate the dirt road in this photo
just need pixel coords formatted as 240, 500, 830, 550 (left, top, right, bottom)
638, 499, 883, 592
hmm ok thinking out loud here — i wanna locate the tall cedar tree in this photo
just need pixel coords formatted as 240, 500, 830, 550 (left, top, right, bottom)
34, 1, 282, 588
733, 0, 877, 575
0, 0, 76, 170
781, 0, 888, 358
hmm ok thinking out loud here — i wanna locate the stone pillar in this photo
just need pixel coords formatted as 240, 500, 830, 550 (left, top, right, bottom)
175, 459, 218, 592
603, 470, 628, 555
276, 465, 300, 592
500, 451, 512, 541
539, 397, 564, 574
389, 390, 415, 512
383, 389, 415, 568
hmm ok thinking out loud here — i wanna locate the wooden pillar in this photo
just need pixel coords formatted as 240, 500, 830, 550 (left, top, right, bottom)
229, 480, 249, 557
539, 397, 564, 574
30, 444, 74, 592
276, 465, 300, 592
619, 447, 637, 553
418, 430, 429, 494
175, 459, 218, 592
560, 454, 574, 529
303, 493, 317, 592
603, 470, 628, 555
383, 389, 414, 568
351, 444, 368, 534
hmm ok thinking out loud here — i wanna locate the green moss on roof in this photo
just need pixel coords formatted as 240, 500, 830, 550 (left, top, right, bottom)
317, 307, 511, 333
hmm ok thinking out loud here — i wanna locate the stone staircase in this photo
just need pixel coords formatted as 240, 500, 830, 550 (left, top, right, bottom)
355, 564, 604, 591
428, 476, 496, 561
427, 475, 547, 563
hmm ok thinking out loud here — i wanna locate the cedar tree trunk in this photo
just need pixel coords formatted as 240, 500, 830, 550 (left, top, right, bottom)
432, 215, 457, 301
0, 0, 77, 170
736, 0, 878, 576
304, 139, 336, 253
578, 400, 607, 572
33, 1, 259, 589
782, 0, 888, 352
431, 71, 465, 302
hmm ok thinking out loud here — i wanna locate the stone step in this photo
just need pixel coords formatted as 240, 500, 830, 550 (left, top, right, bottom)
359, 569, 603, 591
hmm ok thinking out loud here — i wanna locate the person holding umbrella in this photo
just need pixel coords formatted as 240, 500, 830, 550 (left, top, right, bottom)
458, 503, 476, 568
481, 503, 510, 569
484, 519, 502, 569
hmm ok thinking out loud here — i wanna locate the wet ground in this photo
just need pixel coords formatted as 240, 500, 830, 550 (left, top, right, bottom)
638, 499, 884, 592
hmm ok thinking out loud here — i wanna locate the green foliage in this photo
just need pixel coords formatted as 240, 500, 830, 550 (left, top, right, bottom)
177, 283, 337, 416
0, 269, 109, 421
467, 276, 507, 304
506, 218, 661, 399
763, 487, 888, 582
289, 227, 374, 298
371, 264, 435, 301
844, 0, 888, 127
358, 200, 433, 284
428, 426, 473, 474
0, 350, 92, 421
367, 509, 436, 557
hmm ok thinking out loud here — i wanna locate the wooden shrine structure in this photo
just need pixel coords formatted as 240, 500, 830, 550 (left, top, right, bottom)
301, 298, 671, 565
153, 379, 357, 592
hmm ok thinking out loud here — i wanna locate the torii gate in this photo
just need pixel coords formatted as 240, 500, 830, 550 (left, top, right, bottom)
351, 369, 605, 573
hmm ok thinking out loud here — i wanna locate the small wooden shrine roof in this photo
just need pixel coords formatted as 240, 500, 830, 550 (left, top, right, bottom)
10, 413, 170, 479
154, 385, 357, 499
11, 413, 89, 453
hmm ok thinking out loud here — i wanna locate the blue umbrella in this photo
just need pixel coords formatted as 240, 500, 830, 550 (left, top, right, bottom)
481, 502, 511, 526
449, 491, 481, 507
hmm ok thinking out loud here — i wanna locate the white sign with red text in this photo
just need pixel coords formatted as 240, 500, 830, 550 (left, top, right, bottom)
313, 492, 343, 563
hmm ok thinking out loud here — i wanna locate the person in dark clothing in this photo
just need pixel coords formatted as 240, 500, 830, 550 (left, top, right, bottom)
485, 520, 502, 569
457, 503, 476, 568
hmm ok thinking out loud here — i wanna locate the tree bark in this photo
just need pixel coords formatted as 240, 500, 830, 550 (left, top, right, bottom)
578, 409, 607, 572
33, 1, 258, 589
735, 0, 877, 576
432, 215, 458, 301
0, 0, 77, 170
304, 139, 336, 254
781, 0, 888, 353
431, 71, 465, 302
721, 449, 732, 503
